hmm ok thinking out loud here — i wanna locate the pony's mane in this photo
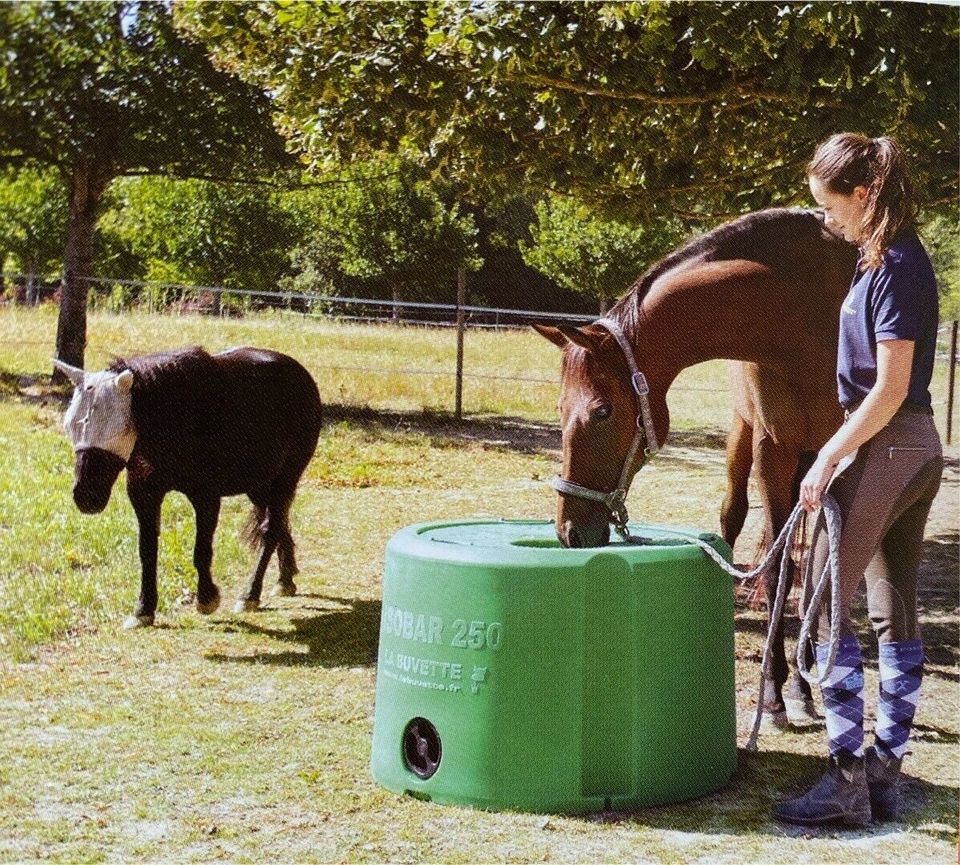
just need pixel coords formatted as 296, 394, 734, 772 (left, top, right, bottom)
607, 207, 832, 331
108, 346, 214, 390
108, 347, 219, 436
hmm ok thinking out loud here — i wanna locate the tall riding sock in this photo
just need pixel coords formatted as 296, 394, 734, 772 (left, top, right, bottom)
875, 639, 924, 760
817, 634, 865, 759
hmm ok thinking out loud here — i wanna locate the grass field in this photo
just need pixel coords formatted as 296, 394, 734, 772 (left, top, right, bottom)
0, 306, 956, 863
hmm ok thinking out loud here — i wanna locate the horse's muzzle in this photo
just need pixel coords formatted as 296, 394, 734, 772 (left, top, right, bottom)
557, 516, 611, 549
73, 447, 126, 514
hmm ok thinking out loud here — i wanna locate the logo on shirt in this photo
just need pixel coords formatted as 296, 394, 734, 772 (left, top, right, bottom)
842, 289, 857, 315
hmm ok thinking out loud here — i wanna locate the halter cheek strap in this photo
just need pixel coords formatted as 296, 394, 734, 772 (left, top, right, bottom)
550, 317, 660, 538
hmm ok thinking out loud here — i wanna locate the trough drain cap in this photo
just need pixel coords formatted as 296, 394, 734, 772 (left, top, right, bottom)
403, 717, 442, 779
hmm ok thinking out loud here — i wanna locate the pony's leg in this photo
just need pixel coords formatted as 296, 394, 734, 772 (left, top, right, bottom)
753, 433, 800, 730
268, 476, 301, 596
127, 487, 163, 629
234, 500, 280, 613
277, 505, 300, 597
190, 494, 222, 615
720, 410, 753, 548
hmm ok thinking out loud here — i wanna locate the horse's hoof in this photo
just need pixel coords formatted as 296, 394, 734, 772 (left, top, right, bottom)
123, 614, 155, 630
785, 697, 821, 725
273, 582, 297, 598
233, 599, 260, 614
196, 591, 221, 615
759, 710, 790, 733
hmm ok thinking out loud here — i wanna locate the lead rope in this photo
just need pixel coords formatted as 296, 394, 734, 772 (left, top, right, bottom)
620, 493, 843, 753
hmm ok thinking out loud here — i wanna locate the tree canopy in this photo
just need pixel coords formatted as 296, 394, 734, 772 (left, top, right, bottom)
522, 195, 685, 313
0, 166, 68, 279
0, 0, 293, 368
283, 159, 481, 311
177, 1, 958, 221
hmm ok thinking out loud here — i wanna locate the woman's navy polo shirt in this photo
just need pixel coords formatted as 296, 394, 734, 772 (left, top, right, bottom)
837, 229, 939, 411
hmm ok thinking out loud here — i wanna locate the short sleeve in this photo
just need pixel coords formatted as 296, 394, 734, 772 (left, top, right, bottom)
871, 260, 922, 342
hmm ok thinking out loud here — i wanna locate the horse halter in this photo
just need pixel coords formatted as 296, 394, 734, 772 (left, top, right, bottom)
550, 317, 661, 540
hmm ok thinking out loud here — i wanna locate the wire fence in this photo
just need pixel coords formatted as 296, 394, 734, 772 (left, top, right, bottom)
3, 271, 958, 441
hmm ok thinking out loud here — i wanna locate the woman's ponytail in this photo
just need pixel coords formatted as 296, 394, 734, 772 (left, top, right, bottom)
808, 133, 916, 269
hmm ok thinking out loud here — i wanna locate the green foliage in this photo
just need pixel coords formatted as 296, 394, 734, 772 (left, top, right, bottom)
0, 0, 295, 364
177, 1, 958, 221
920, 213, 959, 322
282, 159, 482, 300
0, 166, 68, 276
522, 195, 685, 311
108, 176, 302, 295
0, 1, 291, 179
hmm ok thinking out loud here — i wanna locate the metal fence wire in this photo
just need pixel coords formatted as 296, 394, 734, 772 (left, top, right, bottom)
3, 272, 957, 440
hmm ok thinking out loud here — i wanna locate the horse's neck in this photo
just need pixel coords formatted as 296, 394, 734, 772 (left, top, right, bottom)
635, 261, 841, 386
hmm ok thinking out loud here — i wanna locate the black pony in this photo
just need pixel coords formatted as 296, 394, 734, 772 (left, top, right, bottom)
55, 346, 322, 629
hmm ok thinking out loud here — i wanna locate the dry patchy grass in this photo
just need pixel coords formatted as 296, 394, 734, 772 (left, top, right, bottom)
0, 307, 956, 863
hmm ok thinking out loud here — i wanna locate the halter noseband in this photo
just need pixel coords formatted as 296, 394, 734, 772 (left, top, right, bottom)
550, 317, 660, 539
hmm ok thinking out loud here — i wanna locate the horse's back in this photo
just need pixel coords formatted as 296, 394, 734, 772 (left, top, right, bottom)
128, 346, 321, 497
214, 347, 322, 430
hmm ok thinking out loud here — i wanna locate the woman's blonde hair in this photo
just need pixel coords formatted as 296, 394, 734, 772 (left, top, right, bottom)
807, 133, 916, 269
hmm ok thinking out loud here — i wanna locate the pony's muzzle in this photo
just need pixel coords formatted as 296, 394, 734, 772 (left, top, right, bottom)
73, 447, 126, 514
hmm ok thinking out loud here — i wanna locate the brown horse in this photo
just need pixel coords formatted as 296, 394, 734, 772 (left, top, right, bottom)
534, 208, 859, 728
55, 347, 322, 630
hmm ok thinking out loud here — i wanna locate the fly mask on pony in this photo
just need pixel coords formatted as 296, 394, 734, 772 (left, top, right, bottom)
55, 360, 137, 514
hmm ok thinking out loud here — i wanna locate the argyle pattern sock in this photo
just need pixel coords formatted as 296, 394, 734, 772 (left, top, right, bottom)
817, 634, 865, 759
875, 639, 924, 760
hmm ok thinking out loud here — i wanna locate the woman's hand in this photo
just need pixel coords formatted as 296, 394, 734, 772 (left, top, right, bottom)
799, 452, 839, 513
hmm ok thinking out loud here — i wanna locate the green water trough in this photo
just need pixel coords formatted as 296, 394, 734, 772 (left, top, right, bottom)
370, 519, 737, 814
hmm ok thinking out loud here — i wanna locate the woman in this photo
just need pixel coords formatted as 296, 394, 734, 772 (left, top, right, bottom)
774, 133, 943, 827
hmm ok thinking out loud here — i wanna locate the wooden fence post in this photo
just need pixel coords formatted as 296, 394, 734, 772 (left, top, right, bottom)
455, 267, 466, 420
947, 320, 958, 445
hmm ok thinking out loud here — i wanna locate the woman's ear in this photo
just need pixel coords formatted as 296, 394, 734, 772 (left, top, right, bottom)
853, 184, 870, 203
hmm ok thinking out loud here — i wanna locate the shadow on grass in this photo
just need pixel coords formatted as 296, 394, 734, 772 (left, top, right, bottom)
584, 748, 958, 843
321, 402, 729, 459
205, 593, 381, 668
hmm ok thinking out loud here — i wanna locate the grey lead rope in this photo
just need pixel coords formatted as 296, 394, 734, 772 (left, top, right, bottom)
620, 494, 843, 753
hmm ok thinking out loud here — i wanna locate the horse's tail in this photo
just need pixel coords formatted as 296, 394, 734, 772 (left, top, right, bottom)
242, 504, 267, 551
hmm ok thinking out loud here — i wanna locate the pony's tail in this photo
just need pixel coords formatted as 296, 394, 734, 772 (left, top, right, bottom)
242, 504, 267, 551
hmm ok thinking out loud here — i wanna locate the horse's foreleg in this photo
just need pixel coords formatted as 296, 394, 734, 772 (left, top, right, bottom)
753, 433, 799, 729
720, 410, 753, 548
127, 489, 162, 629
190, 494, 222, 615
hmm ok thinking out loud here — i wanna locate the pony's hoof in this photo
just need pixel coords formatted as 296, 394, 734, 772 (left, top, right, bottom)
785, 697, 821, 725
196, 591, 221, 616
123, 614, 155, 630
273, 582, 297, 598
233, 599, 260, 614
759, 710, 790, 733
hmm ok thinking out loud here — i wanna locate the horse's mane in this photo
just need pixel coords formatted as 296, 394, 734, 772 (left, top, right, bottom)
108, 347, 219, 436
607, 207, 835, 331
109, 346, 214, 389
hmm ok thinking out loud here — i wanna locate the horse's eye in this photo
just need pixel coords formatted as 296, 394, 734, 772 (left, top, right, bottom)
591, 404, 613, 422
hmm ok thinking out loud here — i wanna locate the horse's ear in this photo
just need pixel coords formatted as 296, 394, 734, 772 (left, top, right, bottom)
115, 369, 134, 392
531, 323, 569, 349
556, 324, 604, 353
52, 359, 85, 387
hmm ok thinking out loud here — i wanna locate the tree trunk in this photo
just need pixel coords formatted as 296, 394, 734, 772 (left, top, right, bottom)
54, 161, 112, 376
599, 296, 610, 315
26, 268, 38, 306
